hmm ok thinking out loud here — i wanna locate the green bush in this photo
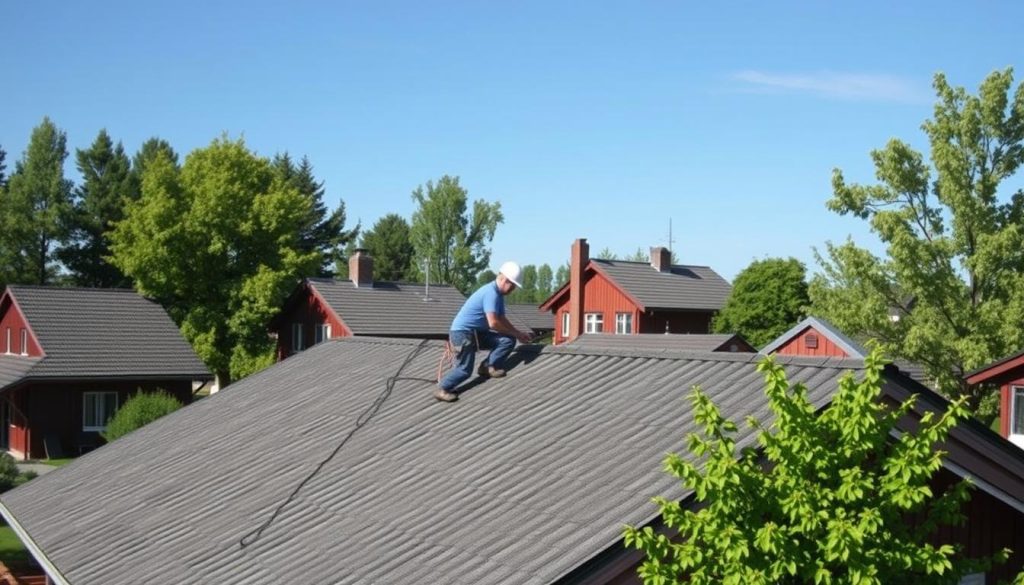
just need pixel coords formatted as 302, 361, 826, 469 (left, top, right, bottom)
0, 454, 18, 492
102, 391, 183, 442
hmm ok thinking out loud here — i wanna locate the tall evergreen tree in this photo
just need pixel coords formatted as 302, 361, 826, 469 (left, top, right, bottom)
0, 118, 74, 285
272, 153, 358, 277
132, 138, 179, 180
359, 213, 414, 281
59, 129, 135, 287
0, 145, 7, 190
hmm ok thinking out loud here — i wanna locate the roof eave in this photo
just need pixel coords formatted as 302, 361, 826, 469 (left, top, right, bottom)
0, 499, 71, 585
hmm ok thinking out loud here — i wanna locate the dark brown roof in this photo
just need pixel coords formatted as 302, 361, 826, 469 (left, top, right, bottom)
505, 303, 554, 333
0, 286, 210, 389
306, 278, 466, 337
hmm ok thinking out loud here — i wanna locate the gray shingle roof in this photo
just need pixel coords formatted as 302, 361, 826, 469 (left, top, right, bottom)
0, 355, 39, 389
505, 303, 554, 332
308, 278, 467, 336
567, 333, 753, 353
2, 286, 210, 387
0, 337, 864, 585
760, 316, 868, 357
592, 259, 731, 311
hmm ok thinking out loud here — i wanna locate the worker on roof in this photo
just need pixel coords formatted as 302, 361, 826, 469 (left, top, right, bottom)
434, 261, 533, 402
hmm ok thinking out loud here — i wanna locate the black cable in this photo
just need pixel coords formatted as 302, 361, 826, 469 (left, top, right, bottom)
239, 339, 431, 548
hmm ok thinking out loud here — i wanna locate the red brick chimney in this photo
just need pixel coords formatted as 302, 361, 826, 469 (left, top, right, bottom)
349, 249, 373, 287
650, 246, 671, 272
568, 238, 589, 341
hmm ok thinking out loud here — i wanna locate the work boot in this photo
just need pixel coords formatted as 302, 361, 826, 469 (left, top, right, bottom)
433, 387, 458, 402
478, 363, 506, 378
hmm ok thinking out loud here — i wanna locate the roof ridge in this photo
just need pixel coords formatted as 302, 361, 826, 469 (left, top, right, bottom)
594, 259, 713, 269
309, 278, 457, 288
8, 285, 140, 293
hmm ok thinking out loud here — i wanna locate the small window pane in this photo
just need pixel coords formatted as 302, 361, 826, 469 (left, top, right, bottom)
83, 392, 118, 431
292, 323, 305, 352
585, 313, 603, 334
1014, 387, 1024, 435
615, 313, 632, 335
561, 312, 570, 336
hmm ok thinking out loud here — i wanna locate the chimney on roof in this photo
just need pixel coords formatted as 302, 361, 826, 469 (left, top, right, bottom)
568, 238, 588, 342
349, 249, 373, 287
650, 246, 671, 272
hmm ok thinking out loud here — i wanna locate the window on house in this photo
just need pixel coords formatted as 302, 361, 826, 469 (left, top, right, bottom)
1013, 387, 1024, 436
584, 313, 603, 334
292, 323, 305, 352
561, 312, 570, 337
615, 313, 632, 335
315, 324, 331, 344
3, 328, 9, 354
804, 334, 818, 349
83, 392, 119, 432
19, 329, 27, 355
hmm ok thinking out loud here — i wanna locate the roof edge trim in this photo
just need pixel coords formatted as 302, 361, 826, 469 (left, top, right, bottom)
0, 500, 71, 585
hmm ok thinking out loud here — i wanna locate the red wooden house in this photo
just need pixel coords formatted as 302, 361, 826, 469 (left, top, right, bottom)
539, 238, 732, 345
269, 250, 469, 360
0, 286, 211, 460
966, 350, 1024, 450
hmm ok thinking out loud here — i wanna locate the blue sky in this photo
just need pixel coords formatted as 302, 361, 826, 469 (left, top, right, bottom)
2, 1, 1022, 281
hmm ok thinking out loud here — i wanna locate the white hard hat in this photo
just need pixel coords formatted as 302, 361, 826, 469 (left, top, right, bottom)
499, 261, 523, 288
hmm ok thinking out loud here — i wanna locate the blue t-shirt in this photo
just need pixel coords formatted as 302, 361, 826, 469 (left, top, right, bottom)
450, 282, 504, 331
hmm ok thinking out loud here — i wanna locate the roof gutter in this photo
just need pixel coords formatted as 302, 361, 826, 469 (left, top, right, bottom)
0, 500, 71, 585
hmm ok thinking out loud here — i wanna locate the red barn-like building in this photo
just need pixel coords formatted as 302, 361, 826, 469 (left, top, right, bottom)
540, 238, 732, 345
0, 286, 211, 460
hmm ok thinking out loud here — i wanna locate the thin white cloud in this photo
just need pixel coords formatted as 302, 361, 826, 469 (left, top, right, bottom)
730, 70, 927, 103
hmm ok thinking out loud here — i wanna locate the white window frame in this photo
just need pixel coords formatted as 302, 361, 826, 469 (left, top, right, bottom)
561, 312, 570, 337
83, 392, 119, 432
615, 312, 633, 335
292, 323, 305, 352
1012, 386, 1024, 447
19, 328, 27, 356
3, 328, 9, 354
584, 313, 603, 334
315, 323, 332, 344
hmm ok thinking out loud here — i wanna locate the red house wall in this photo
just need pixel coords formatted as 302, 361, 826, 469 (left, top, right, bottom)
552, 273, 640, 344
1001, 377, 1024, 438
0, 297, 42, 357
773, 326, 849, 358
8, 380, 193, 460
274, 287, 347, 360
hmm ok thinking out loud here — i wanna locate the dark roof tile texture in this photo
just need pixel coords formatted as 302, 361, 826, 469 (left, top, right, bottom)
567, 333, 751, 353
593, 259, 731, 311
1, 337, 862, 585
505, 303, 554, 332
309, 278, 466, 336
5, 286, 209, 384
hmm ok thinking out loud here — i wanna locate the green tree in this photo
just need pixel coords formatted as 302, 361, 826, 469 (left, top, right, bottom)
536, 263, 554, 302
0, 145, 7, 190
359, 213, 414, 281
273, 153, 358, 277
409, 175, 503, 294
59, 129, 136, 287
0, 117, 74, 286
810, 69, 1024, 415
507, 264, 539, 303
132, 137, 179, 182
714, 257, 809, 348
554, 263, 570, 289
111, 137, 320, 385
475, 269, 497, 288
625, 349, 1014, 584
102, 391, 183, 442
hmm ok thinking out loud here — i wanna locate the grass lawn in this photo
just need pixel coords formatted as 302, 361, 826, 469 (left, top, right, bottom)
39, 458, 74, 468
0, 525, 32, 568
